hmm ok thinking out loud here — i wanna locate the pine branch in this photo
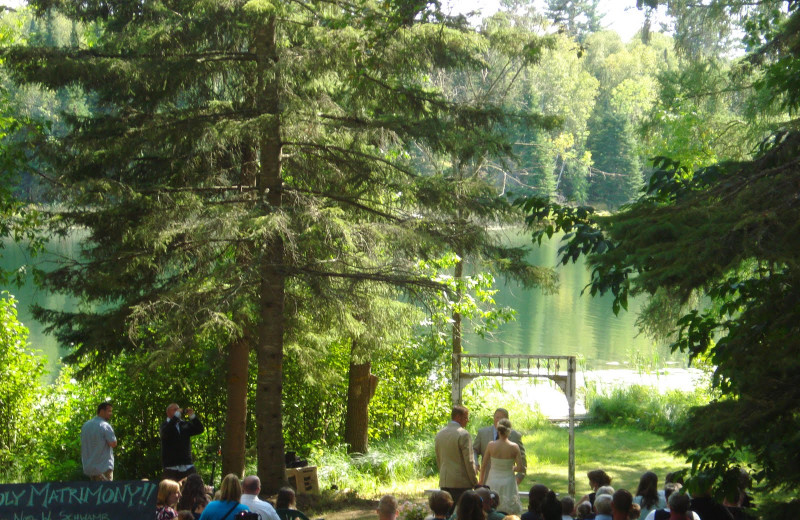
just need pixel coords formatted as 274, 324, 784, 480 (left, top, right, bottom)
286, 187, 406, 222
282, 141, 418, 178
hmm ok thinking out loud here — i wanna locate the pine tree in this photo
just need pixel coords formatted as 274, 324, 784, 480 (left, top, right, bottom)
3, 0, 543, 489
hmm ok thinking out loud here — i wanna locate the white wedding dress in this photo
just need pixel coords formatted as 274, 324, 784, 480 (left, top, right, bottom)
486, 457, 522, 515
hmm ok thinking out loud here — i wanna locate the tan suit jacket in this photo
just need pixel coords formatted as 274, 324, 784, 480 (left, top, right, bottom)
435, 421, 479, 489
473, 425, 527, 479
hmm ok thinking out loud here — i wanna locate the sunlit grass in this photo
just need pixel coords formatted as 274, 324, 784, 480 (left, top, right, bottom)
519, 423, 687, 496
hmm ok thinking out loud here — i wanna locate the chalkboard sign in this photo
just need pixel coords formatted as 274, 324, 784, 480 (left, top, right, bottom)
0, 480, 157, 520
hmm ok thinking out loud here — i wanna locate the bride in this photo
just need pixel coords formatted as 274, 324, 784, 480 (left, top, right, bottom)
479, 418, 523, 515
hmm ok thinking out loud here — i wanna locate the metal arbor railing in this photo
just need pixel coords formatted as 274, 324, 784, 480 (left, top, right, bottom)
452, 353, 578, 495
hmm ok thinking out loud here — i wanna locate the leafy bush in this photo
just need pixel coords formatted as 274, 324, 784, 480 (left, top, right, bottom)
586, 384, 711, 435
307, 436, 437, 494
0, 292, 46, 480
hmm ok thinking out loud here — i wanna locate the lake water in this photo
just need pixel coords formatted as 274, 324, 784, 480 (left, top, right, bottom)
2, 229, 686, 382
466, 228, 680, 370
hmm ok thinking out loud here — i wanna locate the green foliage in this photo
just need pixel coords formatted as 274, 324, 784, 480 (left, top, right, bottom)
585, 384, 711, 435
518, 2, 800, 501
0, 292, 45, 476
308, 436, 438, 495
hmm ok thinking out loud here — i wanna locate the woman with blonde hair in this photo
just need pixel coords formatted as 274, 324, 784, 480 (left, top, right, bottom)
156, 479, 181, 520
479, 418, 523, 515
198, 474, 250, 520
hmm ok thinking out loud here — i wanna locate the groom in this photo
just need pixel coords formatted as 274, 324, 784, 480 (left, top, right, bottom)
435, 405, 479, 506
473, 408, 527, 484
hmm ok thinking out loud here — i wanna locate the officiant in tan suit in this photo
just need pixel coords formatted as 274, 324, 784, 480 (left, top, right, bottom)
435, 405, 479, 507
473, 408, 527, 484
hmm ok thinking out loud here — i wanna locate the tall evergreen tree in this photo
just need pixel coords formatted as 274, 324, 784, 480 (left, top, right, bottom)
3, 0, 541, 490
545, 0, 603, 42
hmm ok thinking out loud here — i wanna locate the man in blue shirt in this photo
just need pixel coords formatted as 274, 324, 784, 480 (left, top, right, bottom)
80, 402, 117, 480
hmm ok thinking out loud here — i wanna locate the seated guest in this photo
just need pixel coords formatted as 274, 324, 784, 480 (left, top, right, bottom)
476, 487, 505, 520
430, 490, 454, 520
594, 495, 613, 520
455, 490, 486, 520
691, 485, 734, 520
378, 495, 398, 520
542, 491, 562, 520
634, 472, 666, 520
521, 484, 549, 520
611, 491, 634, 520
178, 512, 195, 520
178, 474, 212, 520
199, 474, 250, 520
560, 496, 575, 520
276, 487, 311, 520
629, 504, 640, 520
241, 476, 280, 520
575, 502, 594, 520
579, 471, 613, 507
665, 493, 694, 520
157, 479, 181, 520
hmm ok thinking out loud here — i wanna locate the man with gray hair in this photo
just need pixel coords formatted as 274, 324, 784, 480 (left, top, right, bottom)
377, 495, 397, 520
594, 494, 614, 520
241, 475, 280, 520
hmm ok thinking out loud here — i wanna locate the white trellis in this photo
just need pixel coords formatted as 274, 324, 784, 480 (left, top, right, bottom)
452, 353, 578, 495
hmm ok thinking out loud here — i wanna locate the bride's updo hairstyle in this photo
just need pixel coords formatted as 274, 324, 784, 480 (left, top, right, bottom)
497, 418, 512, 437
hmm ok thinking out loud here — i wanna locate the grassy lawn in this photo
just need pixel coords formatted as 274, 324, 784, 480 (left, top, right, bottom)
520, 423, 687, 496
310, 424, 688, 519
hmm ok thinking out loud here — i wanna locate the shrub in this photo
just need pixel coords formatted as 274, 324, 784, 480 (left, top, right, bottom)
586, 384, 711, 435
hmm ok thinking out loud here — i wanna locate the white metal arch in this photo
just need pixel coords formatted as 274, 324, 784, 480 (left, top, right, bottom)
452, 353, 578, 495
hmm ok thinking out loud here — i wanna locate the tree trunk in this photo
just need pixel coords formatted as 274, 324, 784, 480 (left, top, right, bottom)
344, 355, 378, 454
221, 334, 249, 477
221, 119, 260, 480
255, 16, 287, 495
452, 254, 463, 405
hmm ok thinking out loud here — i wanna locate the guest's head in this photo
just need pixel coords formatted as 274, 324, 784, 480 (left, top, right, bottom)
177, 511, 194, 520
242, 476, 261, 496
611, 490, 633, 520
663, 483, 679, 501
665, 471, 684, 486
218, 474, 243, 502
628, 503, 640, 520
596, 486, 615, 497
377, 495, 398, 520
668, 492, 691, 516
177, 473, 208, 510
561, 496, 575, 517
587, 469, 612, 490
157, 479, 181, 507
489, 491, 500, 510
635, 471, 659, 509
528, 484, 549, 514
575, 501, 593, 519
542, 491, 562, 520
277, 487, 297, 509
475, 487, 493, 513
429, 490, 454, 518
456, 490, 485, 520
452, 405, 470, 427
594, 494, 613, 515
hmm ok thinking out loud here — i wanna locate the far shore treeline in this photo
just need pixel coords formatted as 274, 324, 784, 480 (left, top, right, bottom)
1, 1, 799, 516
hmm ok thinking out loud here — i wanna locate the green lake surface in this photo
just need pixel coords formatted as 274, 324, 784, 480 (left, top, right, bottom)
2, 229, 682, 381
